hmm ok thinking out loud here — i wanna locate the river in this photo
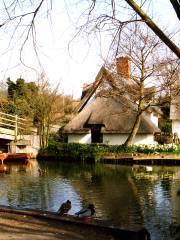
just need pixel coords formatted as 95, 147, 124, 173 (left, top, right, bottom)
0, 159, 180, 240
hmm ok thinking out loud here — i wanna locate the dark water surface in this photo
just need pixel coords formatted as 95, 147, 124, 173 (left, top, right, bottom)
0, 160, 180, 240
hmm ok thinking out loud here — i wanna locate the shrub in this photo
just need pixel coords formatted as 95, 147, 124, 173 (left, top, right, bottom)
38, 142, 179, 161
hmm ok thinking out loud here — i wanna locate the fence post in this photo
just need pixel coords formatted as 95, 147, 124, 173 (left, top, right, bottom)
15, 115, 18, 141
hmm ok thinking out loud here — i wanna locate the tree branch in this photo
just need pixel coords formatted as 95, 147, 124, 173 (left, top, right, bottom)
170, 0, 180, 21
125, 0, 180, 58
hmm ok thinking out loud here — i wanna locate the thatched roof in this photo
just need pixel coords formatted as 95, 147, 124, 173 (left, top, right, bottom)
75, 66, 107, 112
63, 96, 160, 134
68, 57, 162, 135
75, 64, 157, 114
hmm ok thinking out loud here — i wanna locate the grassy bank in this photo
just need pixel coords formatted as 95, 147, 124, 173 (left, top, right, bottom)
38, 141, 180, 162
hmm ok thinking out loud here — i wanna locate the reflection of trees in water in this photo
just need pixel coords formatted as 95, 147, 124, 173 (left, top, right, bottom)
131, 166, 177, 208
131, 165, 180, 240
3, 161, 180, 239
57, 163, 144, 227
100, 177, 144, 227
6, 173, 50, 210
4, 160, 51, 210
160, 178, 171, 194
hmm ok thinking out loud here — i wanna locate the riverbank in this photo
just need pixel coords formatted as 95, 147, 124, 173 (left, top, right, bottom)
37, 142, 180, 164
101, 152, 180, 164
0, 206, 150, 240
38, 151, 180, 165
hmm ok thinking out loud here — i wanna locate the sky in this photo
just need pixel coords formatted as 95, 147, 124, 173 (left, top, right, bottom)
0, 0, 179, 99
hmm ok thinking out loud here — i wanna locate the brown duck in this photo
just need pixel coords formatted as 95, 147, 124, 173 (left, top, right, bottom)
57, 200, 71, 216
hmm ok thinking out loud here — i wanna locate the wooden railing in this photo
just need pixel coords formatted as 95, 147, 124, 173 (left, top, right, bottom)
0, 112, 34, 140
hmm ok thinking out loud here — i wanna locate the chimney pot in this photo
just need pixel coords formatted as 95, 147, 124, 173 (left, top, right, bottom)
116, 57, 131, 79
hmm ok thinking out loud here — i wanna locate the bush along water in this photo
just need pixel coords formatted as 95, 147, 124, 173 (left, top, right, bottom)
38, 142, 180, 162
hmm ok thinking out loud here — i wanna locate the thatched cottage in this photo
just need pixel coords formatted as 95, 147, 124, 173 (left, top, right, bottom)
63, 57, 161, 145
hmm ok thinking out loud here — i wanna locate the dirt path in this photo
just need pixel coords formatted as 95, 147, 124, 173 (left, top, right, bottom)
0, 207, 150, 240
0, 211, 110, 240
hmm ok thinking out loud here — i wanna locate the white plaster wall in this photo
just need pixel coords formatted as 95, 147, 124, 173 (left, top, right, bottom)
103, 133, 156, 145
150, 114, 158, 127
133, 134, 156, 145
172, 120, 180, 134
103, 134, 127, 145
68, 133, 156, 145
68, 134, 91, 144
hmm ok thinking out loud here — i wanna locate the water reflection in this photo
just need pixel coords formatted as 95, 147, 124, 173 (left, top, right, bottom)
0, 163, 9, 173
0, 160, 180, 240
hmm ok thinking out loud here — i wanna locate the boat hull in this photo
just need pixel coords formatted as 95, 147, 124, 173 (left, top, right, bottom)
0, 153, 33, 162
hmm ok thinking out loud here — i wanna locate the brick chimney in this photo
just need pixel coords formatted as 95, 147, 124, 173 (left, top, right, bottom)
116, 57, 131, 79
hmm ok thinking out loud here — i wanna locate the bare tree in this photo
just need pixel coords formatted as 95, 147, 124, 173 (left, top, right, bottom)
0, 0, 179, 59
66, 0, 179, 60
124, 0, 180, 58
99, 24, 179, 146
170, 0, 180, 21
0, 0, 53, 73
29, 74, 62, 148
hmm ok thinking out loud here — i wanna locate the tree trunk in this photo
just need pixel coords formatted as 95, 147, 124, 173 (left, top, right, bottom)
45, 122, 50, 148
39, 124, 43, 148
124, 112, 142, 146
124, 58, 145, 146
125, 0, 180, 58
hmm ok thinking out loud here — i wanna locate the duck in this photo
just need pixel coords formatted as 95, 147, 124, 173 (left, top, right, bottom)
57, 200, 71, 216
75, 203, 95, 217
38, 168, 45, 176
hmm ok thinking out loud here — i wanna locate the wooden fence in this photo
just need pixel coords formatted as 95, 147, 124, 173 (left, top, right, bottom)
0, 111, 33, 140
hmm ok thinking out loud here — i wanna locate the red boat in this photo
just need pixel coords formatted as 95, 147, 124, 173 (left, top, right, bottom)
0, 153, 33, 163
0, 153, 8, 161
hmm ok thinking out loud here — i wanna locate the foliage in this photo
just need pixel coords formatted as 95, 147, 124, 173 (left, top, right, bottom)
29, 76, 75, 148
7, 77, 38, 101
1, 76, 75, 148
3, 99, 33, 117
2, 101, 17, 114
158, 95, 170, 119
38, 142, 180, 161
134, 144, 177, 153
176, 144, 180, 151
4, 77, 38, 118
161, 119, 172, 133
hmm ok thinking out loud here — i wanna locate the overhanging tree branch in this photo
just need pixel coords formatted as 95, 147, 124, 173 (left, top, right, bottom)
170, 0, 180, 21
125, 0, 180, 58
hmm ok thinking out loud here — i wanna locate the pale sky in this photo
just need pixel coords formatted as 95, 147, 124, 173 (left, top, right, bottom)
0, 0, 179, 99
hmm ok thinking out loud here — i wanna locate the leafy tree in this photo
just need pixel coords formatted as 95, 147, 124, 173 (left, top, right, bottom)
2, 101, 17, 115
5, 77, 38, 118
7, 77, 38, 101
6, 78, 16, 100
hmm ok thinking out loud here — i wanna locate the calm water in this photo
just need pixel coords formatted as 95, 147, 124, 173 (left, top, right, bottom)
0, 160, 180, 240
